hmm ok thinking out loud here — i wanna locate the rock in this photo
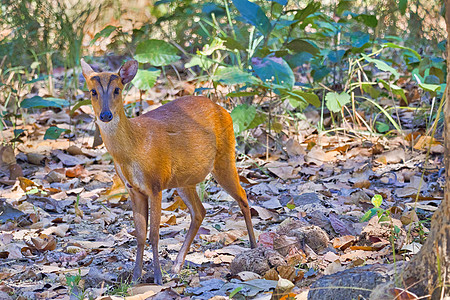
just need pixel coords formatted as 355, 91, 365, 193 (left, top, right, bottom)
26, 153, 46, 165
277, 219, 329, 253
308, 264, 401, 300
230, 247, 286, 275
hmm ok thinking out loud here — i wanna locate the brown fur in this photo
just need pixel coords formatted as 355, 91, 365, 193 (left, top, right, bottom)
81, 59, 257, 284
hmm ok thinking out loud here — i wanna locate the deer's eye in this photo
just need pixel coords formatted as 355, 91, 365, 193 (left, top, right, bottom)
114, 87, 120, 95
91, 89, 97, 96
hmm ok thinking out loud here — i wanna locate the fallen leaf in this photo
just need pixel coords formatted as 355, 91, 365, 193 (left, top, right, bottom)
162, 196, 187, 211
332, 235, 356, 250
202, 229, 247, 245
160, 215, 177, 227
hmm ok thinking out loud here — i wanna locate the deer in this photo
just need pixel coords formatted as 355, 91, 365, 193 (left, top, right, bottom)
80, 59, 257, 284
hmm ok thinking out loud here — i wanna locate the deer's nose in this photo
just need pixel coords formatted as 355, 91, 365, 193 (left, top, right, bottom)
99, 110, 113, 122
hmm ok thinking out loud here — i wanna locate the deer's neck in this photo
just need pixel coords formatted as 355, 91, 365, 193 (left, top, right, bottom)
97, 109, 135, 156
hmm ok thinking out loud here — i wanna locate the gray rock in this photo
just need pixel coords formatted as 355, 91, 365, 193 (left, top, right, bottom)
308, 264, 394, 300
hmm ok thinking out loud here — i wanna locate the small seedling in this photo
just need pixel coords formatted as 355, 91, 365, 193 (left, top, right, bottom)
66, 269, 86, 300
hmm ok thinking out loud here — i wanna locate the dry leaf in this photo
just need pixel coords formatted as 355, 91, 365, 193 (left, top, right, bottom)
264, 268, 279, 281
413, 135, 440, 150
236, 271, 261, 281
202, 229, 247, 245
27, 234, 57, 252
41, 224, 69, 237
162, 196, 187, 211
332, 235, 356, 250
277, 265, 296, 281
160, 215, 177, 227
66, 165, 87, 178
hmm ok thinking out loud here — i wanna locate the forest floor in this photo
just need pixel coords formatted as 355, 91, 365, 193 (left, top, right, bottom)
0, 60, 444, 299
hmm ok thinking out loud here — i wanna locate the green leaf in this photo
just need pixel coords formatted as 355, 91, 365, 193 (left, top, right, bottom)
354, 14, 378, 28
360, 208, 382, 222
286, 203, 296, 210
293, 2, 321, 23
220, 37, 247, 51
14, 129, 25, 138
20, 96, 69, 109
44, 126, 68, 140
232, 0, 272, 36
286, 39, 319, 55
134, 39, 180, 66
284, 90, 320, 109
371, 194, 383, 208
132, 69, 161, 90
376, 122, 390, 133
252, 56, 294, 89
378, 78, 407, 103
382, 43, 421, 60
325, 92, 350, 113
26, 75, 49, 84
362, 83, 381, 99
213, 66, 260, 85
419, 83, 441, 92
398, 0, 407, 15
362, 54, 399, 80
70, 99, 91, 116
90, 25, 117, 45
185, 56, 214, 71
378, 215, 391, 223
226, 91, 259, 97
231, 104, 257, 135
229, 286, 243, 298
199, 38, 226, 56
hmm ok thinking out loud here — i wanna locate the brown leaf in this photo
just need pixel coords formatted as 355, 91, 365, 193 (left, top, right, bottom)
0, 145, 16, 166
277, 265, 296, 281
28, 234, 57, 252
160, 215, 177, 227
323, 251, 340, 262
203, 229, 247, 245
353, 179, 371, 189
19, 177, 40, 193
265, 161, 297, 180
264, 268, 279, 281
236, 271, 261, 281
252, 206, 274, 220
376, 148, 405, 164
413, 135, 440, 151
332, 235, 356, 250
162, 196, 187, 211
285, 247, 306, 266
8, 164, 23, 180
285, 139, 306, 157
66, 165, 87, 178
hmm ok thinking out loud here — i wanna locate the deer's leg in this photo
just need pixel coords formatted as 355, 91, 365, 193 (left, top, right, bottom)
213, 162, 257, 248
172, 186, 206, 273
129, 189, 149, 282
148, 190, 163, 284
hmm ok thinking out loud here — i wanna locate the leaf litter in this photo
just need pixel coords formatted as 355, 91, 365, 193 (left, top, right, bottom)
0, 73, 444, 300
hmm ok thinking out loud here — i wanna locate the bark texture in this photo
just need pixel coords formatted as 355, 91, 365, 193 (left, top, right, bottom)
400, 3, 450, 296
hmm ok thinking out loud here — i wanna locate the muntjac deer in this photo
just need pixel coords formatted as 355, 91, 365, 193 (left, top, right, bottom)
81, 59, 257, 284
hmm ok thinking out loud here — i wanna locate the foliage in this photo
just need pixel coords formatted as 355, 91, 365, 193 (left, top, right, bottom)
0, 0, 446, 142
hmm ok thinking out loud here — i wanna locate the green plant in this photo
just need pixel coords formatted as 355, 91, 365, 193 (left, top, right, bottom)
66, 269, 86, 300
108, 280, 131, 297
178, 264, 198, 285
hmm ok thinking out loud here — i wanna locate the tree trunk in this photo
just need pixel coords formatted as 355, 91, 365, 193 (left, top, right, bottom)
400, 3, 450, 297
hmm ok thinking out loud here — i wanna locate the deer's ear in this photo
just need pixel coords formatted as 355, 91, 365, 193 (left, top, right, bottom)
81, 58, 95, 78
119, 60, 138, 84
